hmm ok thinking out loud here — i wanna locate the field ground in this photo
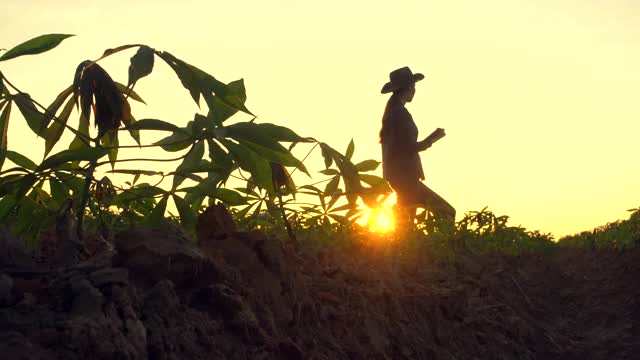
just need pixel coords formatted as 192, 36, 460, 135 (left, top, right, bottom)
1, 223, 638, 359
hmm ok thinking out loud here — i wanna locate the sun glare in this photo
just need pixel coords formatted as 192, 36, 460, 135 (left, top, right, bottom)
357, 194, 397, 233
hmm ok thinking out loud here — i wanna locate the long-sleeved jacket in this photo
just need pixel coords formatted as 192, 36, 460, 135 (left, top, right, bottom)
380, 98, 425, 183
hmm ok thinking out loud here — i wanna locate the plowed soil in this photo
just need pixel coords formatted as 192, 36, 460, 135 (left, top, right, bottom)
2, 225, 639, 359
203, 232, 640, 359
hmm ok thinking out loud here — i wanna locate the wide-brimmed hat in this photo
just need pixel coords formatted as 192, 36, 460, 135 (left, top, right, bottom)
381, 66, 425, 94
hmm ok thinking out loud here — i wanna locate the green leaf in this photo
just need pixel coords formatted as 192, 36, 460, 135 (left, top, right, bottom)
0, 34, 74, 62
207, 138, 234, 182
49, 178, 70, 207
0, 194, 16, 221
64, 175, 86, 196
157, 51, 227, 105
179, 182, 247, 206
222, 79, 248, 111
44, 95, 75, 157
14, 93, 46, 136
129, 118, 184, 133
320, 144, 333, 168
154, 130, 192, 152
240, 140, 309, 176
69, 112, 90, 150
345, 138, 355, 160
193, 113, 210, 131
122, 183, 166, 198
219, 139, 274, 195
115, 82, 146, 104
100, 131, 119, 171
298, 185, 323, 195
355, 159, 381, 172
42, 85, 73, 131
254, 123, 311, 143
101, 44, 142, 59
223, 122, 309, 175
38, 147, 109, 171
172, 140, 205, 189
6, 151, 36, 171
359, 174, 389, 188
224, 122, 285, 150
319, 168, 339, 176
0, 100, 11, 170
173, 194, 197, 238
204, 94, 238, 125
324, 175, 340, 196
110, 169, 162, 176
0, 174, 23, 197
320, 143, 361, 205
128, 45, 155, 86
16, 173, 37, 201
171, 159, 229, 175
147, 194, 168, 225
120, 99, 140, 146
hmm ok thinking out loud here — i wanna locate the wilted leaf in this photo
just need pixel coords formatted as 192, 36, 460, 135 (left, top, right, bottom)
74, 62, 124, 136
128, 45, 155, 86
0, 34, 74, 62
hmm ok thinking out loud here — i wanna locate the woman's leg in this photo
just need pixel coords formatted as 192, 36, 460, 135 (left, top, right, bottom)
417, 183, 456, 223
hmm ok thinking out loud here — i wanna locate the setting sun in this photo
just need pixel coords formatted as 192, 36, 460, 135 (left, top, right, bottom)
357, 194, 397, 233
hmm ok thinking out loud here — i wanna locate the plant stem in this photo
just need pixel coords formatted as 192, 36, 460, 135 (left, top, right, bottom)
76, 137, 100, 241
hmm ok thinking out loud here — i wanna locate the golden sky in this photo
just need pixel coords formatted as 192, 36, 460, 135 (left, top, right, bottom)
2, 0, 639, 237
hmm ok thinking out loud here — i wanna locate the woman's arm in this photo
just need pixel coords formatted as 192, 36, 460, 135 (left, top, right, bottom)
417, 128, 446, 152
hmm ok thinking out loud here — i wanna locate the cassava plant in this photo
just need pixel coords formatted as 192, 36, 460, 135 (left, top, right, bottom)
0, 34, 392, 245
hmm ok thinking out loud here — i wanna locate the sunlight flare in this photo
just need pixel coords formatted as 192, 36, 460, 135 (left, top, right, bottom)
357, 193, 397, 233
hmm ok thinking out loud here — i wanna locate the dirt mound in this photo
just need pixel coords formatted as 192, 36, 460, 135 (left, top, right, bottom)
0, 222, 638, 359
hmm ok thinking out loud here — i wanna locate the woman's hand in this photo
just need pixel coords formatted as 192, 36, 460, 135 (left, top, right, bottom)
418, 128, 446, 151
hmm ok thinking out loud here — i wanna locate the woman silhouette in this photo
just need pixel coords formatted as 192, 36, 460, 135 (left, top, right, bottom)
379, 66, 455, 228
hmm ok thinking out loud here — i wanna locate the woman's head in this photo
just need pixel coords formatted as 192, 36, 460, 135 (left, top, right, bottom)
394, 82, 416, 103
381, 66, 424, 99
